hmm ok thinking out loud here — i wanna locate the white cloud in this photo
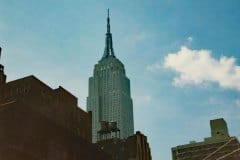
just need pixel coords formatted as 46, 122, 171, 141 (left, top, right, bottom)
187, 36, 193, 43
163, 46, 240, 90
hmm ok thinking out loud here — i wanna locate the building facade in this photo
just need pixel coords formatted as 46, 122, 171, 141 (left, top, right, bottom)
0, 47, 112, 160
0, 100, 111, 160
172, 118, 240, 160
87, 11, 134, 142
96, 131, 152, 160
1, 74, 92, 141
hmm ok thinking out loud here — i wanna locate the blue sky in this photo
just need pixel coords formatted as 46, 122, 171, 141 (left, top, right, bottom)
1, 1, 240, 160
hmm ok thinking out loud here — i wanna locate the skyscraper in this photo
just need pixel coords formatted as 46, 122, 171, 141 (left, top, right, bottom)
87, 10, 134, 142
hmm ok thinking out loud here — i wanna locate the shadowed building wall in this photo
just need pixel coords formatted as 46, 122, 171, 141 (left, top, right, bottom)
0, 101, 111, 160
96, 131, 152, 160
0, 47, 112, 160
2, 75, 92, 141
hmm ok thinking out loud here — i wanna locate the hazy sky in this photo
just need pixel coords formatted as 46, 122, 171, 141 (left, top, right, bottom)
1, 1, 240, 160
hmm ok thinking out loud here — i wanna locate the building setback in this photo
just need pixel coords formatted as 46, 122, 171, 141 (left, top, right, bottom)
87, 10, 134, 142
0, 47, 112, 160
172, 118, 240, 160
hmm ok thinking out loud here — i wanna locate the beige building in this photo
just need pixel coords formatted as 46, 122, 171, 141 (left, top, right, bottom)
172, 118, 240, 160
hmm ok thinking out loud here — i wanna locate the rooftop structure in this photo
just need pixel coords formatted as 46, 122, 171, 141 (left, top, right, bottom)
172, 118, 240, 160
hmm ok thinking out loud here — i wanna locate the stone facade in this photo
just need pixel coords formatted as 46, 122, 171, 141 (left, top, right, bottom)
87, 11, 134, 142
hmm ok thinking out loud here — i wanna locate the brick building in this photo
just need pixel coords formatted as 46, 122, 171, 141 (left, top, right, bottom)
171, 118, 240, 160
96, 131, 152, 160
0, 47, 112, 160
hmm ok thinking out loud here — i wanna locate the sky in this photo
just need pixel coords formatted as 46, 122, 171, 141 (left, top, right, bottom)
0, 0, 240, 160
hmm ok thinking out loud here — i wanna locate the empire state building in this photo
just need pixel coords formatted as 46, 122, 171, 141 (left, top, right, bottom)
87, 11, 134, 142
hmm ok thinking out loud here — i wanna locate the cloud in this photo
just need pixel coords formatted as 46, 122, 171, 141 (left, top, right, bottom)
162, 46, 240, 90
187, 36, 193, 43
146, 61, 163, 72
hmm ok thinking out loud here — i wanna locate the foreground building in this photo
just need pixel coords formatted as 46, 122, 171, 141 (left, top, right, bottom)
0, 47, 111, 160
172, 118, 240, 160
87, 10, 134, 142
96, 131, 152, 160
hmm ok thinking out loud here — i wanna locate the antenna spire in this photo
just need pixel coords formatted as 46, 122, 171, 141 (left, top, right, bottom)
101, 9, 115, 60
107, 8, 110, 33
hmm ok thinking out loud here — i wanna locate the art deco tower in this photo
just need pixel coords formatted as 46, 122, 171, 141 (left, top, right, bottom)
87, 11, 134, 142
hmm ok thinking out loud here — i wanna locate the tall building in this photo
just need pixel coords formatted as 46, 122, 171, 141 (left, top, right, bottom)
87, 11, 134, 142
171, 118, 240, 160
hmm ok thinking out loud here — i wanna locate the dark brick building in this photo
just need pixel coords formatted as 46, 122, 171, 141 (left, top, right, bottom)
171, 118, 240, 160
0, 100, 111, 160
2, 75, 92, 141
0, 47, 112, 160
96, 131, 152, 160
